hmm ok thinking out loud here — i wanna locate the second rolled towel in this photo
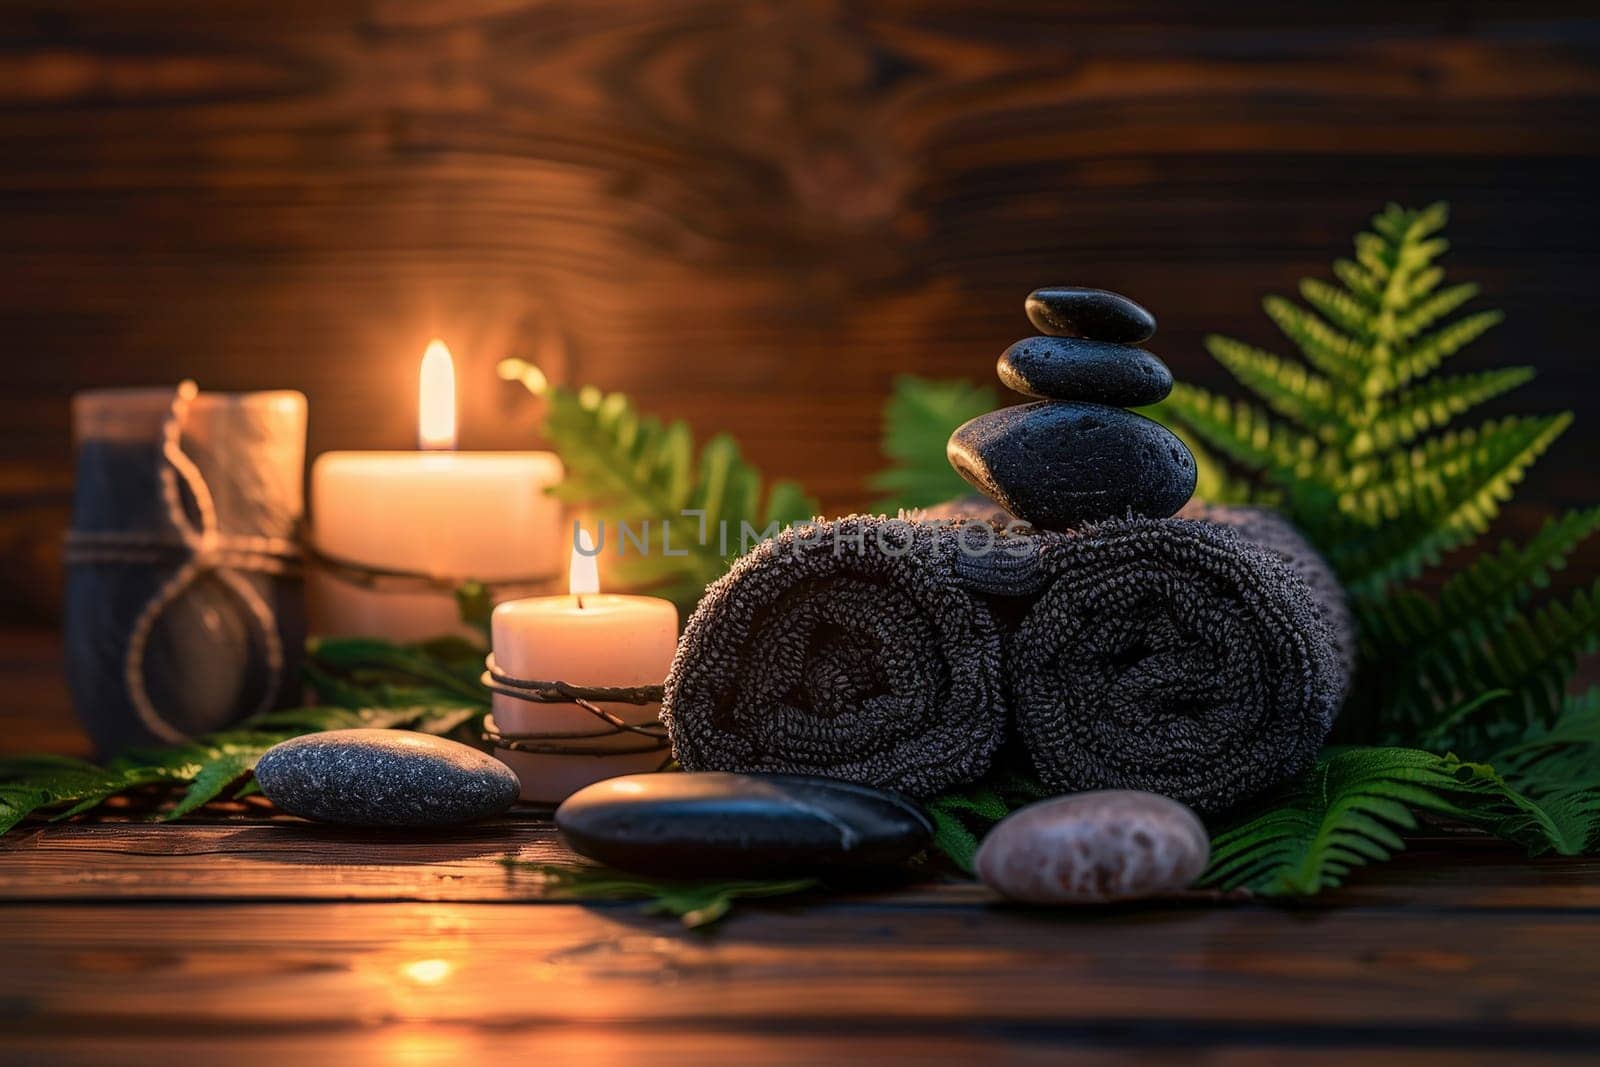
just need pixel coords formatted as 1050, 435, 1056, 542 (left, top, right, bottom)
1008, 515, 1346, 816
662, 516, 1008, 798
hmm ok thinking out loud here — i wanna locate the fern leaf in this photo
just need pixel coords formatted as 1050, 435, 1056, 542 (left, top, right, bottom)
926, 771, 1052, 872
1358, 367, 1535, 454
1389, 309, 1504, 388
500, 859, 818, 928
1202, 336, 1339, 434
162, 743, 270, 821
1466, 582, 1600, 723
1204, 748, 1485, 895
1299, 277, 1372, 337
1496, 687, 1600, 774
870, 375, 997, 512
0, 688, 485, 834
1396, 282, 1480, 340
1385, 580, 1600, 755
1332, 258, 1382, 307
501, 359, 819, 610
1156, 384, 1327, 483
1333, 414, 1571, 592
1449, 753, 1600, 856
1359, 510, 1600, 743
1403, 265, 1446, 306
1204, 742, 1593, 895
1262, 295, 1366, 385
1438, 507, 1600, 637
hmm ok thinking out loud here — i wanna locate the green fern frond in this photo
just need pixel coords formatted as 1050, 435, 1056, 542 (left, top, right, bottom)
1205, 744, 1598, 895
1396, 282, 1479, 340
1156, 384, 1328, 484
1330, 414, 1570, 592
926, 770, 1052, 872
1359, 508, 1600, 662
1464, 582, 1600, 722
500, 359, 818, 610
1379, 581, 1600, 754
1389, 309, 1504, 388
1299, 277, 1372, 337
500, 860, 819, 929
1203, 748, 1487, 895
1437, 507, 1600, 638
870, 375, 997, 512
1262, 295, 1366, 386
1359, 367, 1535, 454
1496, 687, 1600, 774
0, 691, 484, 834
1203, 335, 1338, 433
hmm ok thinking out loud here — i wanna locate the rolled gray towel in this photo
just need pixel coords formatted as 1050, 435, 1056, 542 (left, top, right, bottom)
1178, 501, 1355, 676
662, 515, 1008, 798
1008, 516, 1347, 815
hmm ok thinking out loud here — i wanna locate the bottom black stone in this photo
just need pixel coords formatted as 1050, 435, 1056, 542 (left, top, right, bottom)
555, 772, 934, 877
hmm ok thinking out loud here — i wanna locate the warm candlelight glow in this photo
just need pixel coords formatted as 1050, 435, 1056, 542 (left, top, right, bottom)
570, 528, 600, 598
418, 339, 457, 451
399, 958, 453, 985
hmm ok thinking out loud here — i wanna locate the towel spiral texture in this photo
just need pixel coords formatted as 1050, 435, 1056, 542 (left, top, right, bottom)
1009, 515, 1346, 815
662, 515, 1007, 798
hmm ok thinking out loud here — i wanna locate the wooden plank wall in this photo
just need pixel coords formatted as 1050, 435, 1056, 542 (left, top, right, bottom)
2, 1, 1598, 620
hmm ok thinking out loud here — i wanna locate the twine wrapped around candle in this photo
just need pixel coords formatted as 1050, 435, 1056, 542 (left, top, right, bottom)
302, 545, 558, 597
480, 653, 670, 758
64, 382, 307, 752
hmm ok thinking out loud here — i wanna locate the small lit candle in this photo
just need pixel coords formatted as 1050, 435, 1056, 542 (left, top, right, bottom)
488, 532, 679, 803
309, 340, 565, 641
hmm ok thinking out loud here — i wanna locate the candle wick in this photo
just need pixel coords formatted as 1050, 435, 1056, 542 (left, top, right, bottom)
576, 594, 586, 610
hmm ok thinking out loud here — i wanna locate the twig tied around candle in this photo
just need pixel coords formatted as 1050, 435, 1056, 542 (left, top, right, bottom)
303, 544, 558, 597
481, 653, 670, 758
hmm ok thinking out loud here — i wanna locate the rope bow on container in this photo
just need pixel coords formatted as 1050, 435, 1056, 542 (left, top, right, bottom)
63, 381, 302, 745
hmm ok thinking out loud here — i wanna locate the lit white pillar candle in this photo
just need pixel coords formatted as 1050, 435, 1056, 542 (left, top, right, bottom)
488, 533, 679, 804
309, 340, 564, 642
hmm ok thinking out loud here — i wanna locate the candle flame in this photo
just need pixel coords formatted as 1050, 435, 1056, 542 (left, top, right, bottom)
570, 527, 600, 598
418, 339, 457, 451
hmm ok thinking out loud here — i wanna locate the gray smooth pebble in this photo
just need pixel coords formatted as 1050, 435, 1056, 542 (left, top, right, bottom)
255, 729, 521, 828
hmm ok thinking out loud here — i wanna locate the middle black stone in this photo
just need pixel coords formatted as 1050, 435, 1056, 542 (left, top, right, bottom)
998, 336, 1173, 406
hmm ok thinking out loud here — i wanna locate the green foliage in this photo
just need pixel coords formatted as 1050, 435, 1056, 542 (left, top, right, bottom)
302, 634, 490, 712
1148, 202, 1600, 894
0, 699, 483, 835
1157, 202, 1566, 595
1153, 203, 1598, 750
870, 375, 996, 512
1205, 730, 1600, 896
925, 768, 1051, 871
500, 358, 819, 612
500, 859, 819, 928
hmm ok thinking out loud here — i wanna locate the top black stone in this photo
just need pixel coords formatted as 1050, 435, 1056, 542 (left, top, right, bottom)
1025, 287, 1157, 344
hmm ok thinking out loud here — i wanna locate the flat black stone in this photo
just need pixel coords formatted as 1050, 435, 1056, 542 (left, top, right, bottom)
555, 772, 934, 877
255, 729, 521, 828
998, 336, 1173, 405
946, 402, 1196, 528
1025, 287, 1157, 344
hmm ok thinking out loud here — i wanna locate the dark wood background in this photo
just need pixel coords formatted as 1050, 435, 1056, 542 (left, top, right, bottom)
3, 0, 1598, 620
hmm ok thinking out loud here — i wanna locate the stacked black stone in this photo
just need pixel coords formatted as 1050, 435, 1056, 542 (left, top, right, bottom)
946, 287, 1197, 530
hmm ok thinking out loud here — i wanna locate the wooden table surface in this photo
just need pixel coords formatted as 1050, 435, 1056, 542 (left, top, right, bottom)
3, 626, 1599, 1066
